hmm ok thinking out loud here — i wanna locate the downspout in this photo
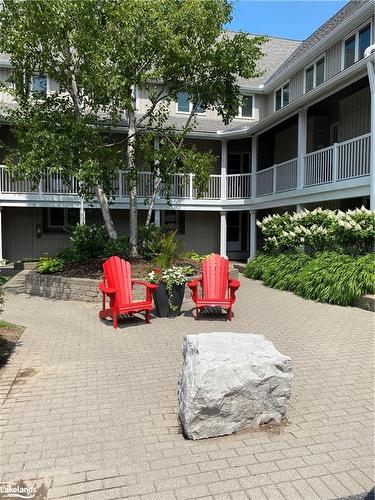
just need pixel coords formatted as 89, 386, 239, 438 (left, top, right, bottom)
365, 45, 375, 210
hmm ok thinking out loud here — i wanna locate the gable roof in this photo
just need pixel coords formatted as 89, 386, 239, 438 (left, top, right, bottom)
223, 31, 301, 88
266, 0, 372, 85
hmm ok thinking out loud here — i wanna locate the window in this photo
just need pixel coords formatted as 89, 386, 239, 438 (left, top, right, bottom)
176, 93, 205, 114
344, 35, 356, 68
49, 208, 65, 228
305, 56, 325, 92
47, 208, 79, 230
282, 82, 289, 107
237, 95, 253, 118
31, 74, 47, 97
274, 82, 289, 111
305, 65, 314, 92
161, 210, 185, 234
343, 22, 372, 69
359, 24, 371, 60
177, 92, 189, 113
315, 58, 325, 86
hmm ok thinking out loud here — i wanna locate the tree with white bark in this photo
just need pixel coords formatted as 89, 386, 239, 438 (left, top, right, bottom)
0, 0, 265, 256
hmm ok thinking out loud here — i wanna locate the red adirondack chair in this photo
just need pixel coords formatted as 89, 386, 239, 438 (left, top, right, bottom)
187, 253, 240, 320
98, 256, 157, 329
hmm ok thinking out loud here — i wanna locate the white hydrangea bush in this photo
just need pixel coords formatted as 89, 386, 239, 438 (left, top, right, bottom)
257, 206, 374, 254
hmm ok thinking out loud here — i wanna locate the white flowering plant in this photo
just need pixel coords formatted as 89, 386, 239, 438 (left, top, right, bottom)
146, 265, 193, 311
257, 207, 374, 254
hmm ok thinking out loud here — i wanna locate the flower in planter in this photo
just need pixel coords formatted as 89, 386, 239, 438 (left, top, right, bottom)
146, 266, 191, 313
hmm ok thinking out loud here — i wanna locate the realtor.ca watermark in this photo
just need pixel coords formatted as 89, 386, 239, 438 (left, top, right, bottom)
0, 483, 37, 499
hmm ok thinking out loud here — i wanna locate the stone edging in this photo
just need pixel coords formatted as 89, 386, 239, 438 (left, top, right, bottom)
24, 269, 239, 303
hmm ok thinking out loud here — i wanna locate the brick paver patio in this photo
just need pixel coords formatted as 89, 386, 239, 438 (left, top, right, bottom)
0, 276, 374, 499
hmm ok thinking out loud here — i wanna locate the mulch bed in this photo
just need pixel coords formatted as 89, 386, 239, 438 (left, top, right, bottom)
55, 257, 201, 280
0, 320, 25, 368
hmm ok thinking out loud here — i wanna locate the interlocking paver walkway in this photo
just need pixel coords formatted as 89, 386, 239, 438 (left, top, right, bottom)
0, 276, 374, 500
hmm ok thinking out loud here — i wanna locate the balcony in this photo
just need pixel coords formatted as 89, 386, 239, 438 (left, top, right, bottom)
0, 133, 371, 209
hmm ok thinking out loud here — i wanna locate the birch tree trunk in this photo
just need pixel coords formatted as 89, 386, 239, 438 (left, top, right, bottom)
95, 185, 117, 239
67, 46, 118, 239
145, 177, 162, 227
128, 109, 138, 257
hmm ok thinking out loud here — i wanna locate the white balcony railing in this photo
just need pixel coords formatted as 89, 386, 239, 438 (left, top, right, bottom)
304, 133, 371, 187
0, 133, 371, 204
226, 173, 251, 199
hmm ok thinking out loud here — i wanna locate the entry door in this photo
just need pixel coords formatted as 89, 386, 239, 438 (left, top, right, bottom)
227, 212, 241, 251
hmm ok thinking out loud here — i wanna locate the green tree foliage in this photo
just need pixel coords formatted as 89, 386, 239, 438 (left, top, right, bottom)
0, 0, 265, 254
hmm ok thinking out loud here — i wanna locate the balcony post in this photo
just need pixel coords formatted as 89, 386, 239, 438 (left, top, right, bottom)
0, 207, 3, 261
118, 172, 123, 199
251, 135, 258, 198
297, 108, 307, 189
189, 173, 193, 200
220, 140, 227, 200
332, 143, 338, 182
249, 209, 257, 260
365, 46, 375, 209
272, 165, 277, 194
220, 211, 227, 257
79, 199, 86, 225
154, 210, 161, 227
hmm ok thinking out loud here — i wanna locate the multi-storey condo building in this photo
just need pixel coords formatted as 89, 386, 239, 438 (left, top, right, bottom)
0, 0, 374, 261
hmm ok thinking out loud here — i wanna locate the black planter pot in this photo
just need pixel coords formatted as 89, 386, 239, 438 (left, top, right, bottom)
154, 282, 185, 317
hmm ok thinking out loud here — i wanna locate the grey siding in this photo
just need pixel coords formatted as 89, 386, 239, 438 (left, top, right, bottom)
3, 207, 71, 261
178, 211, 220, 254
290, 70, 304, 101
326, 41, 342, 79
338, 86, 370, 141
3, 207, 219, 260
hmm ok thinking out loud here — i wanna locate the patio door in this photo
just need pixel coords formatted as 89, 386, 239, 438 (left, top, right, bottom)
227, 212, 241, 251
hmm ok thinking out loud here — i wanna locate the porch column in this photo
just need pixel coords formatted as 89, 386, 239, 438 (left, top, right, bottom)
365, 45, 375, 209
154, 210, 161, 227
221, 140, 227, 200
0, 207, 2, 261
251, 135, 258, 198
249, 209, 257, 260
220, 211, 227, 257
296, 204, 304, 213
79, 199, 86, 225
297, 108, 307, 189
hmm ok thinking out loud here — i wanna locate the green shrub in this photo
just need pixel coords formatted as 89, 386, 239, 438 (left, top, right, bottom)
56, 246, 80, 263
138, 224, 164, 260
103, 236, 131, 259
37, 256, 64, 274
257, 207, 374, 255
66, 224, 108, 261
152, 230, 182, 269
244, 251, 375, 306
292, 252, 375, 305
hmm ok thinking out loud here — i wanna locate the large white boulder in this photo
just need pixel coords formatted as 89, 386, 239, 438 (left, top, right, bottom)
178, 332, 292, 440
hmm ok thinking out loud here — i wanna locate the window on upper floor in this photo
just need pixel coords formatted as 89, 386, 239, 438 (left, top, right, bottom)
305, 56, 325, 93
343, 22, 372, 69
176, 92, 205, 114
237, 95, 254, 118
31, 74, 47, 98
274, 81, 289, 111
